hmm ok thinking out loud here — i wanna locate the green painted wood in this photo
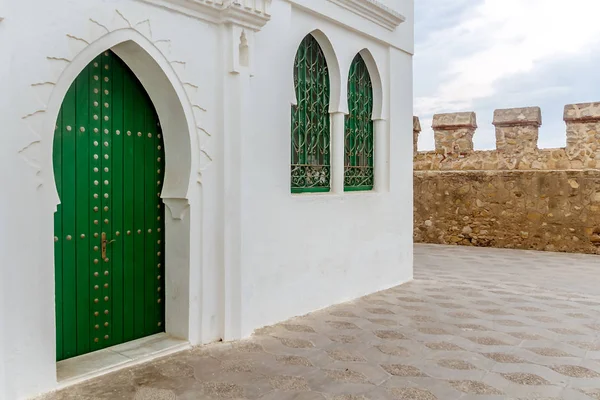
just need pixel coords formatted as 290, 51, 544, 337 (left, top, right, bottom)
111, 53, 125, 347
344, 54, 374, 191
291, 34, 331, 193
54, 50, 165, 361
54, 109, 63, 360
88, 55, 103, 353
75, 67, 91, 356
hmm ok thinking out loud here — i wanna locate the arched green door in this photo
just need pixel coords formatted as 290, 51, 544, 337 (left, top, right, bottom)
53, 50, 165, 361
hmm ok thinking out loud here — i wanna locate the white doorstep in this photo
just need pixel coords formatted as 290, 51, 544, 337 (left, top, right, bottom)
56, 333, 190, 387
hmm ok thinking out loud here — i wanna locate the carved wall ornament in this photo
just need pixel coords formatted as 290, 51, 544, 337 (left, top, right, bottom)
20, 9, 213, 194
139, 0, 272, 31
327, 0, 405, 31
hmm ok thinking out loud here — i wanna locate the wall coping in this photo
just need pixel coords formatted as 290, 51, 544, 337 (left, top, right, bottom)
493, 106, 541, 127
432, 112, 477, 130
140, 0, 271, 31
327, 0, 406, 31
413, 116, 421, 132
564, 102, 600, 122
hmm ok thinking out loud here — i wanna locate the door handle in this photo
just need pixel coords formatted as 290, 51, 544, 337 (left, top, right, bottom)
101, 232, 116, 260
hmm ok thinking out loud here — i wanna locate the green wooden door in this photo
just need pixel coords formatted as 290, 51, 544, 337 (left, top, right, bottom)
53, 50, 165, 361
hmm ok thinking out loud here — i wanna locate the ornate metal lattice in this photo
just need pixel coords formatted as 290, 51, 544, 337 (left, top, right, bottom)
291, 34, 331, 193
345, 54, 374, 191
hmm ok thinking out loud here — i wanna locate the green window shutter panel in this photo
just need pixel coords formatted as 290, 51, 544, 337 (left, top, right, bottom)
344, 54, 374, 191
291, 34, 331, 193
53, 51, 165, 361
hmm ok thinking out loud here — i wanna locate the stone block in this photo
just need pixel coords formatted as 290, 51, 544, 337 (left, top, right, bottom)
432, 112, 477, 154
564, 102, 600, 163
564, 102, 600, 122
493, 107, 542, 127
432, 112, 477, 130
493, 107, 541, 155
413, 116, 421, 155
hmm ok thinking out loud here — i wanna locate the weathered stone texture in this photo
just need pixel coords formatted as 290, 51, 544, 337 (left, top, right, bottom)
433, 112, 477, 154
414, 103, 600, 255
414, 170, 600, 254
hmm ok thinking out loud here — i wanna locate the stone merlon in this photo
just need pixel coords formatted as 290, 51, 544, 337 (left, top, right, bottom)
493, 106, 541, 127
413, 116, 421, 133
432, 112, 477, 130
564, 102, 600, 122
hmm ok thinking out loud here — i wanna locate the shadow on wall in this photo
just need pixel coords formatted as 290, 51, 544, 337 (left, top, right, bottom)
413, 103, 600, 255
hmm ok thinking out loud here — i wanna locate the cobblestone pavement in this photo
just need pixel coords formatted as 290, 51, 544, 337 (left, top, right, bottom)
42, 244, 600, 400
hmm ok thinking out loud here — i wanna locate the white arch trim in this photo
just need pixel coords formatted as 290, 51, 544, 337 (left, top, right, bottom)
290, 29, 345, 114
358, 48, 384, 121
43, 29, 197, 214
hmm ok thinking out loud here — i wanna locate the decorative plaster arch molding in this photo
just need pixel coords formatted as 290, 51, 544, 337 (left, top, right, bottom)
290, 29, 345, 114
358, 48, 384, 121
43, 30, 197, 217
19, 11, 213, 220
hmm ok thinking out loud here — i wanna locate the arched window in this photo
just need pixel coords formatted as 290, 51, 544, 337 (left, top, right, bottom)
345, 53, 374, 191
291, 34, 331, 193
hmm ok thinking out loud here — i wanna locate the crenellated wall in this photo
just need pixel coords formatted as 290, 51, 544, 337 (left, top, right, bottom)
414, 103, 600, 255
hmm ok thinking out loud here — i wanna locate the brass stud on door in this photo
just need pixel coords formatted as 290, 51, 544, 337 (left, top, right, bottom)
116, 231, 120, 236
94, 338, 99, 343
104, 310, 109, 315
104, 322, 109, 327
95, 324, 99, 329
66, 235, 72, 240
104, 296, 109, 302
94, 311, 99, 316
80, 234, 85, 239
158, 322, 162, 327
157, 298, 161, 303
104, 335, 109, 340
94, 272, 99, 277
94, 246, 98, 251
104, 271, 109, 276
104, 206, 108, 212
94, 298, 99, 303
54, 236, 58, 242
94, 285, 99, 290
104, 283, 109, 288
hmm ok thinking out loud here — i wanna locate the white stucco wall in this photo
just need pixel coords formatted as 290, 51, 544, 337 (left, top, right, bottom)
0, 0, 413, 398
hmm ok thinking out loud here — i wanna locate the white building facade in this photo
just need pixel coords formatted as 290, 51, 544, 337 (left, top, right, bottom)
0, 0, 414, 398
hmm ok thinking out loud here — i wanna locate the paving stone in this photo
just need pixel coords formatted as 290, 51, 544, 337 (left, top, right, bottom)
40, 245, 600, 400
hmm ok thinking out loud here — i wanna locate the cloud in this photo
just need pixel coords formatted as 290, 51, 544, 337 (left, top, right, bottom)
415, 0, 600, 150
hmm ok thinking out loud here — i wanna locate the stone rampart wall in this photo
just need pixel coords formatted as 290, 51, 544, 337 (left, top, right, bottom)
413, 103, 600, 254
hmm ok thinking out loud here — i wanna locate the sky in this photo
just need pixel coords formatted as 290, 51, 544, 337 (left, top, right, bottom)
414, 0, 600, 150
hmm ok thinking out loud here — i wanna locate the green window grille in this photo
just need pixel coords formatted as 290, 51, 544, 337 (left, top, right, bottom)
344, 54, 374, 191
291, 34, 331, 193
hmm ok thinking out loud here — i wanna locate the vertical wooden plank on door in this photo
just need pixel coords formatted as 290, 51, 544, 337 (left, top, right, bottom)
132, 78, 146, 338
100, 51, 113, 346
155, 121, 165, 332
54, 109, 64, 361
75, 68, 91, 356
89, 55, 103, 352
143, 94, 156, 335
61, 82, 78, 359
122, 66, 135, 342
111, 53, 125, 345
